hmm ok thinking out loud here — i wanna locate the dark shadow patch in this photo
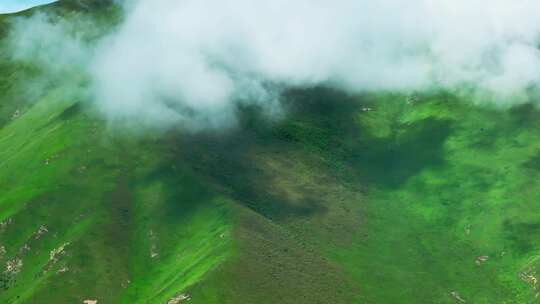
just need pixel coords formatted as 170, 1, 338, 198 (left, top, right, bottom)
466, 127, 500, 150
149, 88, 349, 222
160, 128, 328, 222
279, 88, 453, 188
170, 88, 452, 218
348, 118, 453, 188
509, 103, 540, 129
103, 177, 133, 252
503, 219, 540, 254
139, 163, 216, 221
277, 87, 362, 151
57, 102, 82, 121
282, 86, 360, 117
524, 150, 540, 171
39, 102, 84, 131
155, 87, 451, 219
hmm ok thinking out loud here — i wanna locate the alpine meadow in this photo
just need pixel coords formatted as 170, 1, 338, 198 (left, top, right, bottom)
2, 1, 540, 303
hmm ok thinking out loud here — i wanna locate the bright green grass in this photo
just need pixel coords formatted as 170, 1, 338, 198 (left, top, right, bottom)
0, 76, 234, 303
325, 94, 540, 303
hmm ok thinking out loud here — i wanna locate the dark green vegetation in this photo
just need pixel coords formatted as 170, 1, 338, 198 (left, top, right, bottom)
3, 1, 540, 303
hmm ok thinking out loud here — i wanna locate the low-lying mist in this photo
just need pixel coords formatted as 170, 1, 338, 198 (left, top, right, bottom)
6, 0, 540, 129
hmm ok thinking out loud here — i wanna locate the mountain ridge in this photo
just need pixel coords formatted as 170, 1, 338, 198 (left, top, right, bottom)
2, 1, 540, 303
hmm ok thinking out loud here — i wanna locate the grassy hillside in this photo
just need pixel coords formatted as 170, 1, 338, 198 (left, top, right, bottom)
3, 1, 540, 303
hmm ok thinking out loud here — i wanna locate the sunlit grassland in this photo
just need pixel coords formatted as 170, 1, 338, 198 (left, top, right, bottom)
326, 94, 540, 303
0, 60, 234, 303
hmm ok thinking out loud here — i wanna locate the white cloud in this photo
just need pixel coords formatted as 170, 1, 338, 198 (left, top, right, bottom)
9, 0, 540, 129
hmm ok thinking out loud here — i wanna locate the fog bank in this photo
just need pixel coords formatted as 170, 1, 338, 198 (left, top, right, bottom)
9, 0, 540, 129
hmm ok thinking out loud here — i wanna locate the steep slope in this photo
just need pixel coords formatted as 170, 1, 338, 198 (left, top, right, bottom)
0, 3, 233, 303
0, 53, 234, 304
176, 91, 540, 304
3, 1, 540, 304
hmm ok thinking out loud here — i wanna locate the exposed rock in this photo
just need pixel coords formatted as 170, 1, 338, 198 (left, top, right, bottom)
18, 243, 30, 255
167, 293, 191, 304
0, 218, 12, 232
5, 258, 22, 275
475, 255, 489, 266
406, 95, 420, 105
42, 242, 70, 274
50, 242, 69, 262
43, 154, 60, 166
450, 291, 466, 303
520, 268, 539, 289
149, 230, 159, 259
35, 225, 49, 239
464, 225, 471, 235
83, 300, 97, 304
11, 110, 21, 120
150, 244, 159, 259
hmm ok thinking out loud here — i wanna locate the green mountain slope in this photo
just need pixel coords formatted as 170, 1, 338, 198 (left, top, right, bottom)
3, 1, 540, 303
